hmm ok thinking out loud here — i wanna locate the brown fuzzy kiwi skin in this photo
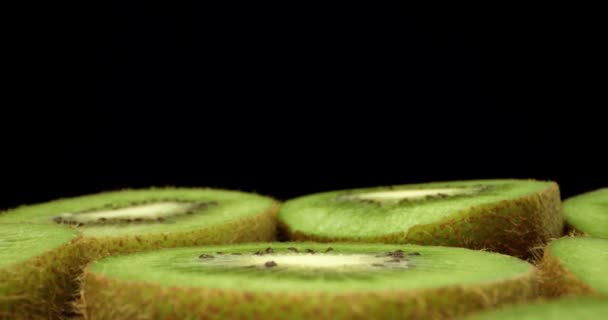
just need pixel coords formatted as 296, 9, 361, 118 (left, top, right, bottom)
536, 244, 597, 298
280, 183, 562, 260
81, 267, 539, 320
0, 236, 95, 320
563, 225, 588, 237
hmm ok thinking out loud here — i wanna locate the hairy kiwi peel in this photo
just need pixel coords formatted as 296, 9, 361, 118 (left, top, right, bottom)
81, 243, 539, 319
537, 237, 608, 297
279, 180, 562, 259
562, 188, 608, 238
0, 224, 95, 319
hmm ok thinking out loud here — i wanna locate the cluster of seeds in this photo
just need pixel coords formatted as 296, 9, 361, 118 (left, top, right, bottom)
52, 200, 217, 226
197, 247, 420, 270
337, 184, 494, 206
374, 249, 420, 265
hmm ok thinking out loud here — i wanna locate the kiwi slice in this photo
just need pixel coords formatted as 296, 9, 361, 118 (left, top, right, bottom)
0, 223, 86, 319
466, 297, 608, 319
563, 188, 608, 238
278, 179, 562, 259
0, 188, 278, 255
82, 242, 538, 319
538, 237, 608, 297
0, 188, 278, 317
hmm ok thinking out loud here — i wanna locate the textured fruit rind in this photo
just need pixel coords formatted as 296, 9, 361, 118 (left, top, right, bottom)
281, 183, 562, 260
81, 267, 538, 320
537, 245, 597, 297
0, 234, 94, 320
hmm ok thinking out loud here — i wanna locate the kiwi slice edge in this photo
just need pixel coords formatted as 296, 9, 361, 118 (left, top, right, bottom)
0, 223, 89, 319
81, 242, 539, 319
279, 179, 562, 259
538, 236, 608, 297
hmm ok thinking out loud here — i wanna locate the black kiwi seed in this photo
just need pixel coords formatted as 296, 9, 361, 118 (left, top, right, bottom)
199, 254, 214, 259
265, 247, 273, 253
264, 261, 278, 268
389, 251, 404, 258
52, 217, 63, 223
98, 217, 107, 222
157, 217, 166, 222
216, 252, 224, 255
231, 253, 242, 255
325, 247, 334, 253
304, 249, 315, 254
254, 251, 264, 256
408, 252, 421, 256
287, 247, 299, 253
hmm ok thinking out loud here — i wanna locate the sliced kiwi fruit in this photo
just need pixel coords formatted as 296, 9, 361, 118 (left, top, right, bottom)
466, 297, 608, 319
278, 179, 562, 259
0, 188, 278, 255
0, 223, 87, 319
538, 237, 608, 297
82, 242, 539, 319
563, 188, 608, 238
0, 188, 278, 317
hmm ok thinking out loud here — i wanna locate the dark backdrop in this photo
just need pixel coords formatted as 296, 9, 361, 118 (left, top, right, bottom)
1, 5, 605, 210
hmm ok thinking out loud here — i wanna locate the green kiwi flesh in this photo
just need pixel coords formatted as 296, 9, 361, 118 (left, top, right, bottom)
0, 223, 84, 319
539, 237, 608, 297
466, 297, 608, 320
278, 179, 562, 259
83, 242, 538, 319
563, 188, 608, 238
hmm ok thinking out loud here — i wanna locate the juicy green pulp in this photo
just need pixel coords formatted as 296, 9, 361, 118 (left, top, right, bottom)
279, 179, 552, 238
467, 297, 608, 319
0, 189, 273, 238
548, 237, 608, 294
89, 242, 532, 292
563, 188, 608, 238
0, 223, 76, 268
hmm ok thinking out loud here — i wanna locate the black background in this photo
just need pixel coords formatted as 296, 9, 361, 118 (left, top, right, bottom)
1, 4, 605, 210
